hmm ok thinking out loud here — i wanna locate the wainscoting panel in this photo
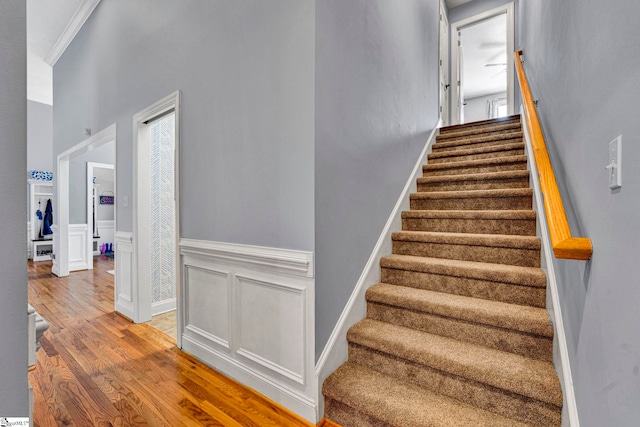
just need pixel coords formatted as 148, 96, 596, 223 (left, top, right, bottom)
69, 224, 89, 271
179, 239, 317, 422
115, 231, 135, 321
97, 220, 115, 251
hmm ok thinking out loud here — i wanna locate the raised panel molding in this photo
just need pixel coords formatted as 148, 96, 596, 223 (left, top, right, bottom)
69, 224, 89, 271
179, 239, 317, 422
115, 231, 135, 321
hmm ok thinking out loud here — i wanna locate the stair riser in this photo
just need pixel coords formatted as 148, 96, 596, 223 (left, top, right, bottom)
417, 176, 529, 192
380, 267, 546, 307
367, 302, 552, 361
423, 161, 527, 177
402, 217, 536, 236
429, 147, 524, 164
410, 195, 532, 211
392, 240, 541, 268
348, 344, 561, 426
325, 399, 392, 427
433, 136, 523, 153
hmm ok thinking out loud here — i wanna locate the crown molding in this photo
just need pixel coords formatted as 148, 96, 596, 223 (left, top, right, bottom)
44, 0, 101, 67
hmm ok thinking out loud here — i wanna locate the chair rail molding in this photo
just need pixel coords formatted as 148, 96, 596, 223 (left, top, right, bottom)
179, 238, 317, 422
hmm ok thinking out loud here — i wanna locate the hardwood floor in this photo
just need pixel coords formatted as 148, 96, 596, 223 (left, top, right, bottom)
28, 257, 313, 427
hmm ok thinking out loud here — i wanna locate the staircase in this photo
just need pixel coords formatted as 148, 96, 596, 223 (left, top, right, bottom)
322, 116, 563, 427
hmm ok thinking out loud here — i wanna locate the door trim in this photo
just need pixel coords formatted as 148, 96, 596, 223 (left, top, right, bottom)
86, 162, 115, 269
132, 91, 181, 333
450, 2, 515, 124
55, 124, 117, 277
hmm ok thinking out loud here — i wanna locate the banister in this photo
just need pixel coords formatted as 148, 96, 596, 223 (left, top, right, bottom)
514, 50, 592, 260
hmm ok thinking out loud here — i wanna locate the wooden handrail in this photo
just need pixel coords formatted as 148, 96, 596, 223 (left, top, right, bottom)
514, 50, 592, 260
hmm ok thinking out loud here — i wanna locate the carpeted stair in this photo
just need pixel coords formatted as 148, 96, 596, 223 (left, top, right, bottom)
323, 115, 563, 426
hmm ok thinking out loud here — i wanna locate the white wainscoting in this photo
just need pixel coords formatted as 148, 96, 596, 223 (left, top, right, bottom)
179, 239, 317, 422
115, 231, 135, 321
51, 225, 59, 276
97, 220, 115, 253
27, 222, 32, 259
69, 224, 89, 271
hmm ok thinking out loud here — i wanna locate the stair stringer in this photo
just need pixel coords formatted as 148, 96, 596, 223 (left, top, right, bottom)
522, 107, 580, 427
314, 120, 441, 420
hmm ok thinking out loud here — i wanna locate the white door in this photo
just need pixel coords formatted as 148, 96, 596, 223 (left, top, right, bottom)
457, 33, 465, 124
439, 6, 450, 126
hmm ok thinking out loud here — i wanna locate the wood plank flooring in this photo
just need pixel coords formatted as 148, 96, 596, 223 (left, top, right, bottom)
28, 257, 313, 427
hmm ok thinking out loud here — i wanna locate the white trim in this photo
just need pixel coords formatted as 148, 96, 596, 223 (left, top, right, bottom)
44, 0, 101, 66
314, 120, 441, 416
451, 2, 515, 124
179, 239, 314, 279
55, 123, 116, 277
114, 231, 135, 320
86, 162, 114, 268
151, 299, 177, 316
69, 223, 89, 271
521, 108, 580, 427
133, 91, 181, 324
179, 239, 317, 422
51, 225, 60, 276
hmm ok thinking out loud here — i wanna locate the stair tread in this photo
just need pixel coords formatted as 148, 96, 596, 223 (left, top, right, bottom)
423, 155, 528, 171
411, 188, 532, 199
324, 362, 531, 427
428, 142, 524, 160
380, 254, 547, 287
367, 283, 553, 337
439, 115, 521, 135
402, 209, 536, 220
348, 319, 562, 406
418, 170, 529, 184
392, 230, 540, 249
435, 130, 523, 147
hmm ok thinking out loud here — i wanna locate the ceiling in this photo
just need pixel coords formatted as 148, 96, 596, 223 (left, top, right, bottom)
459, 13, 507, 99
445, 0, 474, 9
27, 0, 90, 105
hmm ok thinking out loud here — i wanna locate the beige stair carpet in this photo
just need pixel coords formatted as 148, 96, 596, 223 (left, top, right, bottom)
323, 115, 563, 426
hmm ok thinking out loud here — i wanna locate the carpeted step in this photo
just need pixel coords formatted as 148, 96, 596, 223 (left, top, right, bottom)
438, 116, 521, 137
366, 283, 553, 361
402, 209, 537, 236
423, 155, 528, 176
433, 131, 523, 152
391, 230, 540, 267
323, 362, 532, 427
346, 320, 562, 426
427, 142, 524, 164
410, 188, 532, 211
417, 170, 530, 192
380, 255, 547, 307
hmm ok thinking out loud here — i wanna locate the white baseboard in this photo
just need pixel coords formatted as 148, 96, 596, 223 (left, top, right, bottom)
521, 109, 580, 427
114, 231, 135, 321
179, 238, 317, 422
314, 120, 441, 417
151, 299, 176, 316
69, 224, 89, 271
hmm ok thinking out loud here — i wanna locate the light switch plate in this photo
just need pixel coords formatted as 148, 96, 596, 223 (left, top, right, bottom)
608, 136, 622, 190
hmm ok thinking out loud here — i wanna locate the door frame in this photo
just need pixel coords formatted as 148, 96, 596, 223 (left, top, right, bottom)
131, 90, 181, 331
450, 2, 515, 124
55, 124, 117, 277
439, 0, 450, 126
86, 162, 115, 268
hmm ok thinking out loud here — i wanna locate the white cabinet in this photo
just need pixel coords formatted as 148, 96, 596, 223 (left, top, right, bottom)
28, 180, 54, 261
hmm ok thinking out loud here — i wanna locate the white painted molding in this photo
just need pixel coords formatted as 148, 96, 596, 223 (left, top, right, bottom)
151, 299, 176, 317
27, 222, 32, 259
69, 224, 89, 271
521, 108, 580, 427
314, 120, 441, 416
180, 238, 314, 278
114, 231, 135, 321
44, 0, 102, 66
51, 225, 60, 276
179, 239, 317, 422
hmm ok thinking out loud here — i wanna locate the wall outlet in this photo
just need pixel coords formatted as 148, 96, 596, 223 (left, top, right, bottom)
606, 136, 622, 190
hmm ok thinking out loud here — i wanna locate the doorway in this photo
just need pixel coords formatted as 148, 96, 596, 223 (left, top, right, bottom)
439, 1, 450, 126
451, 3, 514, 124
86, 162, 115, 268
130, 91, 180, 345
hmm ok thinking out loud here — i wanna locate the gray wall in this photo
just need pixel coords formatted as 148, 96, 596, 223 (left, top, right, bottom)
465, 91, 507, 122
53, 0, 315, 251
520, 0, 640, 425
69, 142, 114, 224
0, 1, 29, 415
315, 0, 440, 360
27, 100, 53, 172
